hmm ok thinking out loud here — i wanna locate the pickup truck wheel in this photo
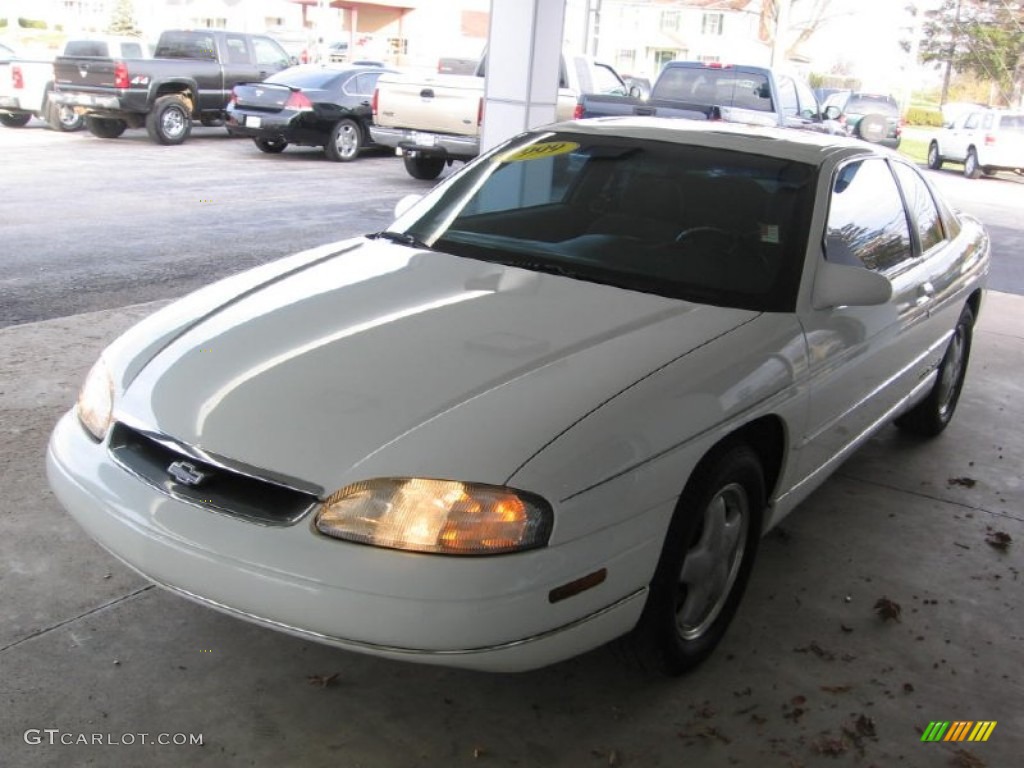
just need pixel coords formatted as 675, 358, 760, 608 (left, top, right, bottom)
403, 153, 445, 180
325, 118, 361, 162
85, 116, 127, 139
254, 137, 288, 154
146, 94, 192, 145
0, 112, 32, 128
45, 98, 84, 132
964, 148, 982, 179
927, 142, 944, 170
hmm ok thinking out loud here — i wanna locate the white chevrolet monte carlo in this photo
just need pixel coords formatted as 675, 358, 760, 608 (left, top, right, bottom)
48, 118, 989, 675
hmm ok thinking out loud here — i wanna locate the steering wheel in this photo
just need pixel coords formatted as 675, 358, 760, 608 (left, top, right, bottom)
674, 226, 737, 245
672, 226, 770, 272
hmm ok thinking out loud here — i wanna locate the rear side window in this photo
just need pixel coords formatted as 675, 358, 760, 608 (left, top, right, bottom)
156, 32, 216, 60
999, 114, 1024, 132
346, 72, 384, 96
893, 163, 945, 254
826, 158, 911, 272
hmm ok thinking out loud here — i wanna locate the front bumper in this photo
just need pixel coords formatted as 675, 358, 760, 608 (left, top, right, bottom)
369, 125, 479, 160
46, 410, 651, 671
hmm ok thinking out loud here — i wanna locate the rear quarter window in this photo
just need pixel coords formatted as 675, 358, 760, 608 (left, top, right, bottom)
64, 41, 110, 57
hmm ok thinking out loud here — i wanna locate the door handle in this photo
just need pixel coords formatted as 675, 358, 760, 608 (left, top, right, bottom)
420, 88, 434, 98
915, 281, 935, 307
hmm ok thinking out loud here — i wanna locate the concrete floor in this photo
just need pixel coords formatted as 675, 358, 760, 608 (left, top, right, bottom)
0, 292, 1020, 768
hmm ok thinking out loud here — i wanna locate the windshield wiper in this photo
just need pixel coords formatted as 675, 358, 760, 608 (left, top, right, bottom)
368, 230, 432, 250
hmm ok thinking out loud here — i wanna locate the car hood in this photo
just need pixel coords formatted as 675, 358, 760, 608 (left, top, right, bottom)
118, 240, 757, 492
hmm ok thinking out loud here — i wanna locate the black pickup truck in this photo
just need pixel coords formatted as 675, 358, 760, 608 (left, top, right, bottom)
579, 61, 839, 133
52, 29, 292, 144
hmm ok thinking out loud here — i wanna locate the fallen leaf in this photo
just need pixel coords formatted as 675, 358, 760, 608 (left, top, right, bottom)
791, 695, 807, 706
986, 531, 1012, 552
950, 748, 986, 768
855, 714, 877, 738
820, 685, 852, 694
840, 623, 853, 633
873, 597, 902, 622
903, 682, 914, 693
306, 672, 339, 688
794, 641, 836, 661
948, 476, 977, 488
813, 736, 848, 756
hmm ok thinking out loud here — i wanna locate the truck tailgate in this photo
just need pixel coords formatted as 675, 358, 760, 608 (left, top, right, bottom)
374, 73, 480, 136
54, 56, 122, 89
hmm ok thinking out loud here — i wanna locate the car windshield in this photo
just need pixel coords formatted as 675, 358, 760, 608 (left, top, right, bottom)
392, 131, 815, 312
267, 68, 345, 89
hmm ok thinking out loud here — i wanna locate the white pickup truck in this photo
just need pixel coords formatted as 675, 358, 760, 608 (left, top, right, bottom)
0, 37, 151, 131
370, 52, 631, 179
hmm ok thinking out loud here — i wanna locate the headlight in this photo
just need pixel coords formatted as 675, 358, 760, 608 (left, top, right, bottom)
76, 358, 114, 441
315, 478, 553, 555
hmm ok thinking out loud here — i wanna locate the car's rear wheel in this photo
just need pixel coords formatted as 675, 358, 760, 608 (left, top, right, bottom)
403, 153, 446, 180
0, 112, 32, 128
325, 118, 362, 162
254, 137, 288, 154
45, 98, 84, 132
964, 147, 982, 179
85, 116, 127, 139
146, 94, 192, 145
855, 114, 888, 143
621, 444, 763, 676
896, 305, 974, 437
927, 141, 944, 170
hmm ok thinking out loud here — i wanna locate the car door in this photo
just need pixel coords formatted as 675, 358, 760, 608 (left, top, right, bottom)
217, 34, 258, 109
945, 111, 981, 162
797, 157, 934, 479
251, 37, 291, 81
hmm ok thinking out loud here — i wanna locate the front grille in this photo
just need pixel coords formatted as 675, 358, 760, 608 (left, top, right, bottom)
108, 423, 320, 526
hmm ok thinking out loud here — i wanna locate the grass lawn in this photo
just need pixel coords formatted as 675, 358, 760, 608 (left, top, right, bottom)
898, 135, 930, 166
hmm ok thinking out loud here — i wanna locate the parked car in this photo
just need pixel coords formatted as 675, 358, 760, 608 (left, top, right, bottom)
48, 119, 989, 675
823, 91, 901, 148
371, 50, 630, 179
0, 37, 151, 131
928, 108, 1024, 178
578, 61, 835, 136
226, 64, 397, 161
51, 29, 292, 145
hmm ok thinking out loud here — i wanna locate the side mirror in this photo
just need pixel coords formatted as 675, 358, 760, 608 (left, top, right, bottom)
289, 55, 299, 66
628, 85, 642, 99
393, 193, 422, 220
812, 259, 892, 310
823, 105, 842, 121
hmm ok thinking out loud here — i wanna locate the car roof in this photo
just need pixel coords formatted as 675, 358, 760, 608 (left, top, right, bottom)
549, 116, 881, 167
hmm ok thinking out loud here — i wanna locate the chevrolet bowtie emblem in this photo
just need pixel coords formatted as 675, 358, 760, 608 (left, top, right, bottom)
167, 460, 207, 487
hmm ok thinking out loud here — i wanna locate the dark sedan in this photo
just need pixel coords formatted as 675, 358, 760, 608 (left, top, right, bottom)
226, 64, 396, 161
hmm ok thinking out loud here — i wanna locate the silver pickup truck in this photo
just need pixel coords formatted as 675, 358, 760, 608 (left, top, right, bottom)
370, 52, 631, 179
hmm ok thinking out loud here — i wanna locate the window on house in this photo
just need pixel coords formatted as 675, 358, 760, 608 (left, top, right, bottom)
387, 37, 407, 56
660, 10, 680, 32
616, 48, 635, 71
702, 13, 724, 35
697, 54, 721, 64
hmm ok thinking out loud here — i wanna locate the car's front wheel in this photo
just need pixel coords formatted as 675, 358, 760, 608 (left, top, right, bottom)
403, 153, 446, 180
0, 112, 32, 128
964, 147, 982, 179
85, 116, 127, 139
896, 305, 974, 437
622, 443, 763, 676
254, 137, 288, 154
325, 118, 362, 162
146, 94, 192, 145
927, 141, 944, 170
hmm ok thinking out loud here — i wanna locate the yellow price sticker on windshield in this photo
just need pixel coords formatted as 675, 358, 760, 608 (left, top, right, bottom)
501, 141, 580, 163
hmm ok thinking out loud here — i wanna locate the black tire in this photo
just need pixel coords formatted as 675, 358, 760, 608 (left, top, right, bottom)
403, 153, 445, 180
146, 94, 192, 145
85, 116, 127, 139
324, 118, 362, 162
45, 98, 84, 132
621, 443, 764, 676
254, 137, 288, 154
927, 141, 944, 170
0, 112, 32, 128
964, 147, 982, 179
982, 167, 997, 177
895, 306, 974, 437
855, 113, 888, 144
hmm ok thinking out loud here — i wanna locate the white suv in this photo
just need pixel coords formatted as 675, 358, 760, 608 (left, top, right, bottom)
928, 108, 1024, 178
